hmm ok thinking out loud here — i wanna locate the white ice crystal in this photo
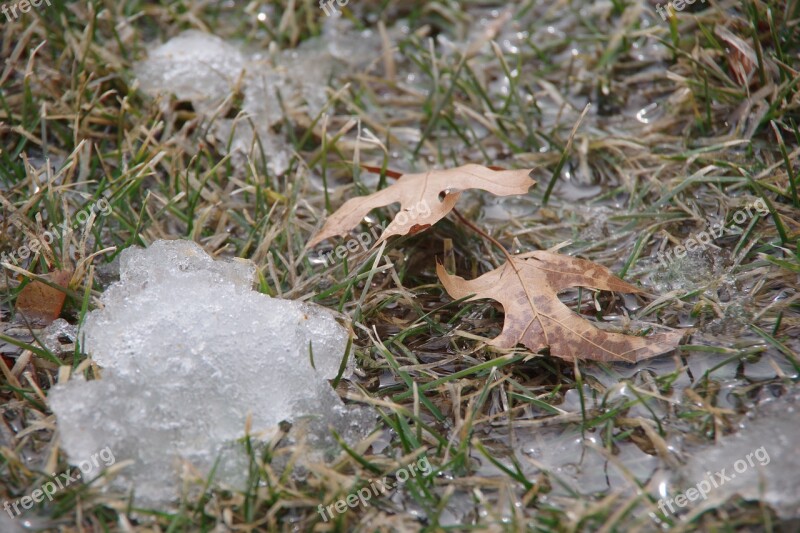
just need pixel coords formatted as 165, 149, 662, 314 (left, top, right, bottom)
49, 240, 372, 508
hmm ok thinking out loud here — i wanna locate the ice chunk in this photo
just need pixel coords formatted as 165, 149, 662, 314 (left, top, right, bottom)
210, 118, 290, 176
40, 318, 77, 358
133, 31, 291, 174
134, 27, 381, 176
134, 30, 246, 114
242, 69, 288, 128
49, 240, 373, 509
673, 388, 800, 519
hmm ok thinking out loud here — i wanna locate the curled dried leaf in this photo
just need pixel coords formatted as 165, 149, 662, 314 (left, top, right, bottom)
437, 251, 683, 363
308, 164, 535, 248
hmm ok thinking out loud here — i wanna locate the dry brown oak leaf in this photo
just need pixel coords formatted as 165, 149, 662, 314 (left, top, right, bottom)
307, 164, 535, 248
437, 251, 683, 363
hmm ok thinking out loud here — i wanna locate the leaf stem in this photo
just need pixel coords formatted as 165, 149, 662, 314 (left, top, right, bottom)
451, 208, 514, 263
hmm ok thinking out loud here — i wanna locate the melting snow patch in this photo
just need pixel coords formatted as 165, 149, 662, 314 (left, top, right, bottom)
50, 240, 372, 509
671, 388, 800, 519
133, 24, 380, 176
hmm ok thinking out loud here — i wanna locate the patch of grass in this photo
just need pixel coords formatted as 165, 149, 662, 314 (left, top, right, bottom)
1, 0, 798, 531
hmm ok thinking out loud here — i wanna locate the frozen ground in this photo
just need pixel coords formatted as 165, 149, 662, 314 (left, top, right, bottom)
0, 1, 798, 531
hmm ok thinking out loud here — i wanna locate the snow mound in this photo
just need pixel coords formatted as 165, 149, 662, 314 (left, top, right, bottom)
50, 240, 372, 508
